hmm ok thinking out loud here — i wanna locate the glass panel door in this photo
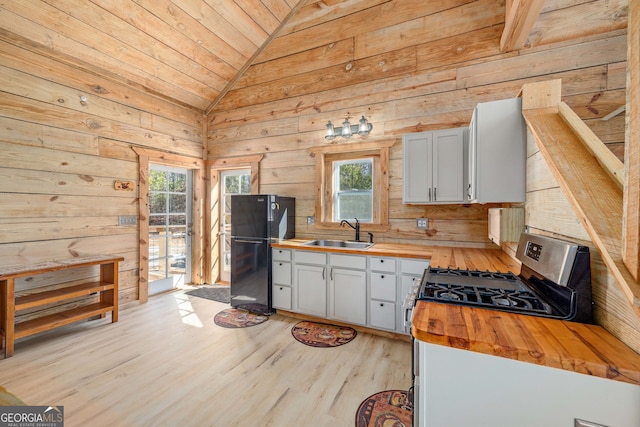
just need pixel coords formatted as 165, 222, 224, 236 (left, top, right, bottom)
149, 165, 192, 295
219, 169, 250, 283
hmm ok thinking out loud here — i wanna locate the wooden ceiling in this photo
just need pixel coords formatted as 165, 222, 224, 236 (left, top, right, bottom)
0, 0, 304, 111
0, 0, 547, 112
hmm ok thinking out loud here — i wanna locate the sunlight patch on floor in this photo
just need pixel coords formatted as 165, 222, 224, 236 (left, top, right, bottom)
173, 292, 203, 328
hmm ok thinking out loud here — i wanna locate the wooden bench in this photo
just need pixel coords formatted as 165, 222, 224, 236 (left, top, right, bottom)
0, 255, 124, 358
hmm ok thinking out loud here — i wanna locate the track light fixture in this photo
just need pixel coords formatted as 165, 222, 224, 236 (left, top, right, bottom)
325, 116, 373, 140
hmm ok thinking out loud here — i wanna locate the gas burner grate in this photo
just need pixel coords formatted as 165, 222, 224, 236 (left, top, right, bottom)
420, 268, 554, 316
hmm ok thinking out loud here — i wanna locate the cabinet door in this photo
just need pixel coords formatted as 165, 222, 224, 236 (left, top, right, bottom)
272, 285, 292, 310
294, 264, 326, 317
329, 268, 366, 325
272, 260, 291, 285
370, 300, 396, 330
402, 133, 433, 203
432, 128, 465, 202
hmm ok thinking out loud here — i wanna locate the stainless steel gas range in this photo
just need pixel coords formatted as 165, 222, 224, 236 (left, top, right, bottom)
404, 232, 593, 329
408, 232, 594, 425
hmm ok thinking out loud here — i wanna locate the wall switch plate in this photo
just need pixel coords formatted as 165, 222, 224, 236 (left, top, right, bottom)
307, 216, 315, 225
416, 218, 428, 229
118, 215, 137, 226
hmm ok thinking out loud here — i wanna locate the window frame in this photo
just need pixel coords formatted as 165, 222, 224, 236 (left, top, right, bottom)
311, 140, 393, 232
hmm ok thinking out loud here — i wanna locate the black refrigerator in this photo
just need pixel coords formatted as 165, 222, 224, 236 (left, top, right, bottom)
230, 195, 295, 315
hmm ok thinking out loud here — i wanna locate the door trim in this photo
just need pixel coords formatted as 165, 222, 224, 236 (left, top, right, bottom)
133, 147, 204, 304
205, 155, 262, 285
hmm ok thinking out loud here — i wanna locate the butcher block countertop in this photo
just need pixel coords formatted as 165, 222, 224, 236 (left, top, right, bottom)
413, 303, 640, 386
271, 239, 433, 259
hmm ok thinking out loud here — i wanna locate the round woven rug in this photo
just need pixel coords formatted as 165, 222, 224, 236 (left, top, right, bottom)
355, 389, 412, 427
214, 308, 269, 328
291, 321, 357, 347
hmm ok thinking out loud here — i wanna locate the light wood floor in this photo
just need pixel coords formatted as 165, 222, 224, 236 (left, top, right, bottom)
0, 290, 412, 426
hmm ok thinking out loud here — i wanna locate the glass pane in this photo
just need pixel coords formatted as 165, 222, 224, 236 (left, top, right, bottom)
149, 258, 167, 281
168, 172, 187, 192
169, 214, 186, 226
240, 174, 251, 193
224, 175, 239, 193
150, 193, 166, 214
169, 194, 186, 213
149, 170, 166, 192
337, 192, 373, 222
338, 160, 372, 191
149, 215, 167, 227
149, 233, 167, 261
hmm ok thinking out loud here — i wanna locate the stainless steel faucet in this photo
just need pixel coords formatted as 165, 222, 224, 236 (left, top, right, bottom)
340, 218, 360, 241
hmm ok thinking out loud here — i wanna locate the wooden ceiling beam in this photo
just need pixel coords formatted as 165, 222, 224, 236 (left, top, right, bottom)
500, 0, 545, 52
623, 0, 640, 281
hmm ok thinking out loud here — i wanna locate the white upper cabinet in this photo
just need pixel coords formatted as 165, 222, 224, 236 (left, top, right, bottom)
403, 128, 467, 204
467, 98, 526, 203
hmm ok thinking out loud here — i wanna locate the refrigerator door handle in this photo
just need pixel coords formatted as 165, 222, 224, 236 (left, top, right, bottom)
233, 239, 263, 244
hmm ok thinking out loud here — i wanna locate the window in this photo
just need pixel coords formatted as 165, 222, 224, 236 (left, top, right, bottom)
333, 158, 373, 222
312, 141, 393, 231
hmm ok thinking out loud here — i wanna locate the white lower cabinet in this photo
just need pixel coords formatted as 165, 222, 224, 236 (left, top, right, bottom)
369, 300, 396, 330
329, 267, 367, 325
272, 284, 292, 310
272, 249, 292, 310
294, 264, 326, 317
369, 256, 398, 331
293, 250, 327, 317
288, 247, 429, 334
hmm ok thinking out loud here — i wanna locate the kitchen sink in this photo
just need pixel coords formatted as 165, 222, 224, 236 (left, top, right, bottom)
302, 240, 374, 250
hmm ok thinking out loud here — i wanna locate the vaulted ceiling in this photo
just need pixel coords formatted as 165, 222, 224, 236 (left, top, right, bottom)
0, 0, 549, 112
0, 0, 305, 111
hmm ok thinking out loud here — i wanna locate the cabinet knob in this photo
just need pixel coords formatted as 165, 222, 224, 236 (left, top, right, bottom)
279, 262, 283, 266
380, 259, 384, 263
381, 275, 385, 279
279, 287, 283, 290
380, 303, 384, 307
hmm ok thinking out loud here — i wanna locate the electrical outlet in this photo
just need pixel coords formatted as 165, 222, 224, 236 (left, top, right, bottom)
307, 216, 315, 225
416, 218, 428, 229
118, 215, 137, 226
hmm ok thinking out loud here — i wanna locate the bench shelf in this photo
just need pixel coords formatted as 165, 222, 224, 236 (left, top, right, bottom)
0, 255, 123, 358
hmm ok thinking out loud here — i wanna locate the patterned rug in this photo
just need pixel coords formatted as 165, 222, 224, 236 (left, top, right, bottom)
214, 308, 269, 328
291, 321, 357, 347
355, 389, 413, 427
185, 285, 230, 304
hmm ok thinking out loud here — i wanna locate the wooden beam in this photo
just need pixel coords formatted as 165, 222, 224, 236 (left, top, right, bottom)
558, 102, 625, 190
500, 0, 546, 52
523, 108, 640, 312
623, 0, 640, 281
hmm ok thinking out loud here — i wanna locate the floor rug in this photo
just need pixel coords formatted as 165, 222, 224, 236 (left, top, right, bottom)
291, 321, 357, 348
355, 389, 412, 427
185, 285, 230, 304
214, 308, 269, 328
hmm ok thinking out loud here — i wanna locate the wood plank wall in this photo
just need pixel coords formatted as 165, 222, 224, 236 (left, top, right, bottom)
207, 0, 628, 248
207, 0, 637, 352
0, 38, 203, 315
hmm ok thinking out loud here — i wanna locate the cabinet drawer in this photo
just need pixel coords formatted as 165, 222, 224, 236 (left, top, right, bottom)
272, 285, 291, 310
330, 253, 366, 270
272, 261, 291, 285
370, 257, 396, 273
401, 259, 429, 276
295, 250, 326, 265
272, 248, 291, 262
371, 272, 397, 301
369, 300, 396, 330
